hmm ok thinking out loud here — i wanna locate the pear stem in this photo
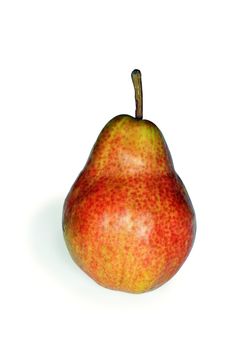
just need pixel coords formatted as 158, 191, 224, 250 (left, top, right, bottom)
131, 69, 143, 119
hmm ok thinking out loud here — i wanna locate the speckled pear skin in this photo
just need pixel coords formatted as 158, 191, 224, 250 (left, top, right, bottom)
63, 115, 196, 293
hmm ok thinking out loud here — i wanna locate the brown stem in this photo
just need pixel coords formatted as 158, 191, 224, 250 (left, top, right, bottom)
131, 69, 143, 119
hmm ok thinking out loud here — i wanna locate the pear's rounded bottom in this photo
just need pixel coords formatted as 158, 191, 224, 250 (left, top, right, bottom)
65, 240, 193, 294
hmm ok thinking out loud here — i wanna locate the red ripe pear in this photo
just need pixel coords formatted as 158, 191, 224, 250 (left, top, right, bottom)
63, 70, 196, 293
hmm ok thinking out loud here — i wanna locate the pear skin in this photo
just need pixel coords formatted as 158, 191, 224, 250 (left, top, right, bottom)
63, 70, 196, 293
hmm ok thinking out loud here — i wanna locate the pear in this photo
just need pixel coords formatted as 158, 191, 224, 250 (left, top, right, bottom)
63, 70, 196, 293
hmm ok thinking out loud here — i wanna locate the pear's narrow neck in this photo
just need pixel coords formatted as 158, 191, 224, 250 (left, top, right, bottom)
131, 69, 143, 120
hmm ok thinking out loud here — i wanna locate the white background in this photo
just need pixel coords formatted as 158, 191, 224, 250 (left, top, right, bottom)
0, 1, 233, 349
